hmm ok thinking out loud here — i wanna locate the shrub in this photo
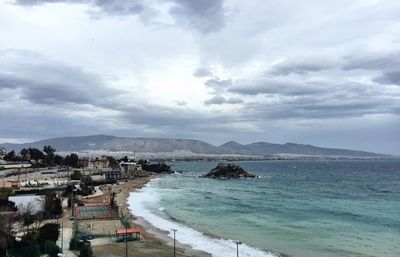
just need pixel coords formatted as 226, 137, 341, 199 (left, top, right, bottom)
38, 223, 60, 242
79, 243, 93, 257
42, 240, 61, 257
69, 237, 81, 251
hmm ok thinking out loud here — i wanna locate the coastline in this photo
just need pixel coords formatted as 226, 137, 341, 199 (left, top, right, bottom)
121, 176, 284, 257
112, 176, 211, 257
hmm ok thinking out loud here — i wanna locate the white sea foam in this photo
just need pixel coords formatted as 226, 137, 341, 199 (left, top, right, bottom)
127, 180, 280, 257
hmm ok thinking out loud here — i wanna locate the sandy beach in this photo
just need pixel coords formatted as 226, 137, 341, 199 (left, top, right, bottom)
91, 177, 211, 257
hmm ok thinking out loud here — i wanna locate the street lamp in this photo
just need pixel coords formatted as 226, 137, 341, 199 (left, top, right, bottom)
172, 229, 177, 257
72, 188, 77, 238
125, 223, 128, 257
60, 222, 63, 253
235, 241, 242, 257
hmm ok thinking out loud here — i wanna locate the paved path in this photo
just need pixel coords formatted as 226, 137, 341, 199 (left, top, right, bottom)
58, 227, 76, 257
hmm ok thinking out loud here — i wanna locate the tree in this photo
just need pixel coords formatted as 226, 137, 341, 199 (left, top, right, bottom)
44, 192, 62, 218
65, 153, 79, 168
79, 243, 93, 257
28, 147, 44, 162
69, 237, 81, 251
110, 192, 116, 209
21, 202, 36, 227
54, 154, 64, 166
38, 223, 60, 242
43, 240, 61, 257
80, 176, 93, 196
70, 170, 83, 180
15, 230, 41, 257
120, 156, 128, 162
81, 175, 93, 186
0, 214, 15, 256
43, 145, 56, 165
0, 187, 14, 201
4, 150, 16, 161
20, 148, 30, 161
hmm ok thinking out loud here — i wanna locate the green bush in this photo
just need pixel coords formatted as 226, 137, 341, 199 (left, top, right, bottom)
69, 237, 81, 251
42, 240, 61, 257
5, 245, 41, 257
79, 243, 93, 257
38, 223, 60, 242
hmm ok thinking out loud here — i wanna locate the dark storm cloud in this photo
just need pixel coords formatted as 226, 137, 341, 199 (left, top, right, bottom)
204, 95, 243, 105
243, 97, 395, 121
0, 76, 92, 104
0, 76, 21, 89
374, 71, 400, 85
268, 51, 400, 86
0, 109, 104, 139
238, 80, 400, 120
343, 51, 400, 71
0, 49, 120, 105
344, 50, 400, 85
269, 56, 337, 76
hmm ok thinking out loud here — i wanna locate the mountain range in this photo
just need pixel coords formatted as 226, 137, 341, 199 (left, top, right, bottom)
0, 135, 390, 158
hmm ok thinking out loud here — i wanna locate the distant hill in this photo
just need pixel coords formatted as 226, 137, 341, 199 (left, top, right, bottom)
0, 135, 389, 158
219, 141, 385, 157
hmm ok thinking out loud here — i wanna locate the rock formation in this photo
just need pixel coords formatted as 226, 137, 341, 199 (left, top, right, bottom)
201, 163, 256, 179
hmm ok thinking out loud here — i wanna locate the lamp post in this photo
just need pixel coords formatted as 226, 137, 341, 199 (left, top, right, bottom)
125, 224, 128, 257
172, 229, 177, 257
235, 241, 242, 257
61, 222, 63, 253
108, 232, 111, 257
72, 188, 77, 238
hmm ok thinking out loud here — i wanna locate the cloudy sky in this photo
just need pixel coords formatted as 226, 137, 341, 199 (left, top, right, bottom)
1, 0, 400, 154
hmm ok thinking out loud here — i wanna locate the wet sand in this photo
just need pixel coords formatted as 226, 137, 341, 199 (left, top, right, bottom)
92, 177, 211, 257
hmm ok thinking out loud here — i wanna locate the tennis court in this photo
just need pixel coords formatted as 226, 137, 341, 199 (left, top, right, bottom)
80, 206, 109, 217
76, 204, 118, 220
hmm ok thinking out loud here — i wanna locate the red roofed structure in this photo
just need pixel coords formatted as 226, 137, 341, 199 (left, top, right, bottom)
115, 228, 141, 239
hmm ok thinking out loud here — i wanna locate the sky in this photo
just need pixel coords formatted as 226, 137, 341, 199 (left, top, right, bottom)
0, 0, 400, 155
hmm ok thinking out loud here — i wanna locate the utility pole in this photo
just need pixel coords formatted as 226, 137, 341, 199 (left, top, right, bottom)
72, 188, 77, 238
61, 222, 64, 253
125, 222, 128, 257
108, 232, 110, 257
235, 241, 242, 257
172, 229, 177, 257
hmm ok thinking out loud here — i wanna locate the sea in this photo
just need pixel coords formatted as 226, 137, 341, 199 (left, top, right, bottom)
127, 160, 400, 257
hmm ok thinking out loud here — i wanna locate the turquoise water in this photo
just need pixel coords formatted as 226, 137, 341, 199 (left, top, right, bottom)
130, 160, 400, 257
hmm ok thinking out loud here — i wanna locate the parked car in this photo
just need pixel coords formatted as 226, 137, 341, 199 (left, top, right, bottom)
80, 234, 94, 241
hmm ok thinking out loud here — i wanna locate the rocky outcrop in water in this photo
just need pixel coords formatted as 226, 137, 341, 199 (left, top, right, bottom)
201, 163, 256, 179
140, 161, 173, 174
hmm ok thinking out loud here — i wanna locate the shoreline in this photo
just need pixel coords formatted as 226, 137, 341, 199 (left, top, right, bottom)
112, 176, 211, 257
